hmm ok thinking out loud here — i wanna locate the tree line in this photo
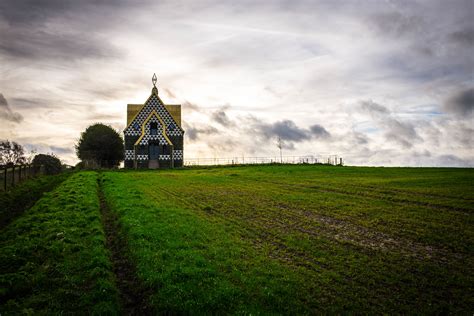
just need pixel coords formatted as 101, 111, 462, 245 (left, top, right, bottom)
2, 123, 125, 173
0, 140, 62, 175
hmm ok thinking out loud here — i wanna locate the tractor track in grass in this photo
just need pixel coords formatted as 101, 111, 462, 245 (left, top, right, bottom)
156, 182, 466, 265
97, 175, 154, 316
153, 184, 467, 301
155, 186, 332, 272
239, 177, 473, 215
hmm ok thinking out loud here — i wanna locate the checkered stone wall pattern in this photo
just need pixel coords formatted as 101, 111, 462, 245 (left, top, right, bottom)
173, 150, 183, 160
138, 116, 169, 146
123, 88, 184, 168
125, 150, 134, 160
124, 94, 183, 138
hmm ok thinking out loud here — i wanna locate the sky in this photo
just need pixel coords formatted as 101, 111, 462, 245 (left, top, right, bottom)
0, 0, 473, 166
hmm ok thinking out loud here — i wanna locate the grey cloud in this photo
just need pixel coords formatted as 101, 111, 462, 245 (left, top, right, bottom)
0, 28, 121, 61
208, 138, 238, 152
349, 131, 369, 145
211, 108, 235, 127
360, 99, 421, 148
449, 29, 474, 47
183, 101, 202, 112
0, 93, 23, 123
368, 11, 425, 38
0, 0, 124, 61
385, 118, 421, 149
258, 120, 311, 142
361, 100, 389, 115
163, 88, 176, 99
87, 112, 121, 121
0, 0, 130, 25
444, 88, 474, 116
309, 124, 330, 138
252, 119, 331, 144
458, 126, 474, 146
436, 154, 471, 167
185, 124, 219, 141
10, 97, 52, 109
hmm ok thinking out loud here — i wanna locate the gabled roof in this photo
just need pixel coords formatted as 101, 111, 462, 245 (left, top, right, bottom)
124, 88, 184, 135
127, 103, 181, 127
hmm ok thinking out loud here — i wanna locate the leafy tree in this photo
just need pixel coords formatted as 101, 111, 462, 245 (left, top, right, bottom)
32, 153, 62, 175
0, 140, 25, 166
76, 123, 124, 168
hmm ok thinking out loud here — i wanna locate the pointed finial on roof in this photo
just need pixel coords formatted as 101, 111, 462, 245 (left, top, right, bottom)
152, 73, 158, 94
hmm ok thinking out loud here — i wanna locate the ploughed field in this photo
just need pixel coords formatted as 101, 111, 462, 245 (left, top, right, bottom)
1, 165, 473, 314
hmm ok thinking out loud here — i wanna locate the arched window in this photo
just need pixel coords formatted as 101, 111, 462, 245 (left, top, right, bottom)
150, 122, 158, 135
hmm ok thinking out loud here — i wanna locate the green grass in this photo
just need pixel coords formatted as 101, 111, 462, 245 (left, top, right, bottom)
1, 165, 472, 314
0, 172, 72, 228
101, 165, 474, 314
0, 172, 119, 314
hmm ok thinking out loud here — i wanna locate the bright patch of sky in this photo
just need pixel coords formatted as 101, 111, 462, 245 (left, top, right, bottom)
0, 0, 472, 166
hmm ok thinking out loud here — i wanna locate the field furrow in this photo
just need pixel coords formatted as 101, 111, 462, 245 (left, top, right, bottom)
0, 172, 119, 314
100, 165, 473, 314
3, 166, 471, 314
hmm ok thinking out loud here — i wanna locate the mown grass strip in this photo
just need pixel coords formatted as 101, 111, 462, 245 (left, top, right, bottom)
0, 172, 72, 229
0, 171, 119, 314
97, 173, 154, 315
104, 166, 473, 314
102, 172, 324, 314
155, 165, 473, 255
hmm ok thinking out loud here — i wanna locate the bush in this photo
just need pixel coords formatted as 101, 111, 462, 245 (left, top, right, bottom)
76, 123, 124, 168
32, 153, 62, 175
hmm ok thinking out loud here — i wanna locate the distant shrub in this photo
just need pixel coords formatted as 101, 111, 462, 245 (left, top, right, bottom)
32, 153, 62, 175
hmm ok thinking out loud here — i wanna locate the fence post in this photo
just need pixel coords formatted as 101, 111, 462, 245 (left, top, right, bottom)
11, 165, 15, 187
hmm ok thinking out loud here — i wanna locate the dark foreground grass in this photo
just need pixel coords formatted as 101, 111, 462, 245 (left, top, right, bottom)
0, 172, 119, 314
0, 172, 71, 228
102, 165, 473, 314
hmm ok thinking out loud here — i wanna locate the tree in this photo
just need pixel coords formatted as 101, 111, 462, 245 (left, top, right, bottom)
76, 123, 124, 168
32, 153, 62, 175
0, 140, 25, 166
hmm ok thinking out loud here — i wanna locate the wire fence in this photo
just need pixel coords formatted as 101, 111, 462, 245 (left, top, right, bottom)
184, 155, 343, 167
0, 164, 45, 191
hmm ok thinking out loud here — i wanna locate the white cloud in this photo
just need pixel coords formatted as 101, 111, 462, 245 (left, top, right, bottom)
0, 0, 472, 166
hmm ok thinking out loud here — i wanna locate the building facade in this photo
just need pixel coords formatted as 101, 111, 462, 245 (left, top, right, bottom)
123, 77, 184, 169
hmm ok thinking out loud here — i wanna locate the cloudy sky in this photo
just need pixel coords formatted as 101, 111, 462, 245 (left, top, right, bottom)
0, 0, 473, 166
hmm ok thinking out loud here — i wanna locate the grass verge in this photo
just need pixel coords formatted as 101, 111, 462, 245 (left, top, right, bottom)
0, 171, 119, 314
0, 172, 72, 229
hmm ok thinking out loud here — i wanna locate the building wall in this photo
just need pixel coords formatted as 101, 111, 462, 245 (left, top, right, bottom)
123, 93, 184, 169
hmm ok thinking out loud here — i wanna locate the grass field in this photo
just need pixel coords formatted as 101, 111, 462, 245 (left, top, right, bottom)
0, 172, 71, 229
1, 165, 473, 314
1, 172, 119, 314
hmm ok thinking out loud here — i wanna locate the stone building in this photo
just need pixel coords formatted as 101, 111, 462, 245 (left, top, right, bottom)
123, 74, 184, 169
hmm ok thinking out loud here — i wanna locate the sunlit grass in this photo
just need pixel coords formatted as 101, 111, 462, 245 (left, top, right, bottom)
102, 165, 473, 314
